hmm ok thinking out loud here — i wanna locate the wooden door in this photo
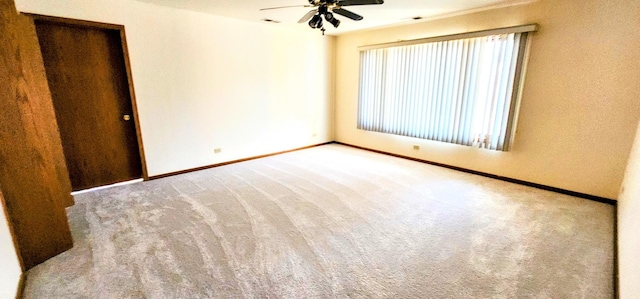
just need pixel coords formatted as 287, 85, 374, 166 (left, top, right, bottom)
35, 21, 143, 191
0, 1, 74, 269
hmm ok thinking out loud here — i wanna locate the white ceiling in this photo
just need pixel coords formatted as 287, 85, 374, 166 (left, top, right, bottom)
134, 0, 532, 35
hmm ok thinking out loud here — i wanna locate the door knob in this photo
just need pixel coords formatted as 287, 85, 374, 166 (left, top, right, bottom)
123, 114, 131, 121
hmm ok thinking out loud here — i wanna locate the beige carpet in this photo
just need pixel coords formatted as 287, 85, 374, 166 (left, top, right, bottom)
23, 144, 615, 298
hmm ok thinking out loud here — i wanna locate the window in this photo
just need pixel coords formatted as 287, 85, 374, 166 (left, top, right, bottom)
357, 25, 536, 151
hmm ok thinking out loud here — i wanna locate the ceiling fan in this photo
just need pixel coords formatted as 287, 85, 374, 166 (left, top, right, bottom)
260, 0, 384, 34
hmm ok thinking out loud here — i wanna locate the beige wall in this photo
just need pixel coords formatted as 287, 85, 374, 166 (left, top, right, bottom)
15, 0, 335, 177
334, 0, 640, 199
618, 120, 640, 298
0, 190, 22, 299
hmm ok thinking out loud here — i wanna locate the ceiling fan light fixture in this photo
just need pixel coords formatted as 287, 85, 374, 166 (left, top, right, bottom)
308, 14, 323, 28
325, 12, 341, 28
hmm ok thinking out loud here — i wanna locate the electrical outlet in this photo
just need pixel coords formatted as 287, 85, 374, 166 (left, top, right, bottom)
413, 145, 420, 150
214, 148, 222, 154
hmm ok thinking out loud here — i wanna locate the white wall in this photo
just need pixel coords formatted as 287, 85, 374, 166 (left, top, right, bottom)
0, 190, 22, 299
15, 0, 335, 177
334, 0, 640, 199
618, 120, 640, 298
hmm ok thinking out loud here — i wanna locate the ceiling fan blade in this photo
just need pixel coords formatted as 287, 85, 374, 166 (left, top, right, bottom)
333, 8, 364, 21
260, 5, 314, 11
298, 9, 319, 23
336, 0, 383, 6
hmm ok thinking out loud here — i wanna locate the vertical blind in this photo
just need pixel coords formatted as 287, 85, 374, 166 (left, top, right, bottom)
357, 30, 531, 151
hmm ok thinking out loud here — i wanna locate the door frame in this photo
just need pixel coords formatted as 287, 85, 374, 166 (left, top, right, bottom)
27, 14, 149, 182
